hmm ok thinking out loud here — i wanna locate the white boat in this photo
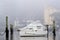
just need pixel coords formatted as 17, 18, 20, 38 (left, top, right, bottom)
17, 21, 47, 37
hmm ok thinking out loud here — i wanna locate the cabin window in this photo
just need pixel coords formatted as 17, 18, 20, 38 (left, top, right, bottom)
29, 28, 32, 30
25, 32, 26, 34
37, 26, 41, 29
35, 30, 37, 32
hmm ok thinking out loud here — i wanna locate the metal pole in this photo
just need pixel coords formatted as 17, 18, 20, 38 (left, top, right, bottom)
10, 24, 13, 40
5, 16, 9, 40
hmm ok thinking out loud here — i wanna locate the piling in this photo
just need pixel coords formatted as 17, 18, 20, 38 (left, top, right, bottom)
46, 25, 49, 40
5, 16, 9, 40
52, 20, 56, 40
10, 24, 13, 40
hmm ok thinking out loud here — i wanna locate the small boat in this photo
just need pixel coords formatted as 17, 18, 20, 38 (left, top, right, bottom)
17, 21, 47, 37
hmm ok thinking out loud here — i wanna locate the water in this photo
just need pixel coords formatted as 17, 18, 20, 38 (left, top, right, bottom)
0, 28, 60, 40
14, 30, 60, 40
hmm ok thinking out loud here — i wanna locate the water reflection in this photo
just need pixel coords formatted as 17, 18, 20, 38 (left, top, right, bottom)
0, 28, 60, 40
20, 37, 47, 40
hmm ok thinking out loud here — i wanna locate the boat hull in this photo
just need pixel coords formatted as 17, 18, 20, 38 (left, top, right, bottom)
20, 34, 47, 37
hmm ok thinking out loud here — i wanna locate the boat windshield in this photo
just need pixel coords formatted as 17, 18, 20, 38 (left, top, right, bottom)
37, 26, 41, 29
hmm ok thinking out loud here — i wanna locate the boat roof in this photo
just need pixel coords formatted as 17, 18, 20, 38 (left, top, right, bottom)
19, 21, 45, 30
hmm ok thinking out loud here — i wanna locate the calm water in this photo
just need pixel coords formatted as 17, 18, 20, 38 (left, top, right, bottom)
0, 28, 60, 40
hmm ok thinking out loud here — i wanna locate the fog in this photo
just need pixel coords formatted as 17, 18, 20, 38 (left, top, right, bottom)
0, 0, 60, 28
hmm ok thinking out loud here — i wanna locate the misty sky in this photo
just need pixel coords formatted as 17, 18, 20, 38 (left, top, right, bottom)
0, 0, 60, 24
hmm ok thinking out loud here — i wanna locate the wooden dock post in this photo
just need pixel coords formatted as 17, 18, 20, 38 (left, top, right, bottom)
52, 20, 56, 40
46, 25, 49, 40
10, 24, 13, 40
5, 16, 9, 40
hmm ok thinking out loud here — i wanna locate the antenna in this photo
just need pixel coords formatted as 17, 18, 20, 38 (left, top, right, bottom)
14, 19, 20, 27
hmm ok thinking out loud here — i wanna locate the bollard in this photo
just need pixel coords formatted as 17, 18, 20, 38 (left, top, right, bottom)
52, 20, 56, 40
5, 16, 9, 40
10, 24, 13, 40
